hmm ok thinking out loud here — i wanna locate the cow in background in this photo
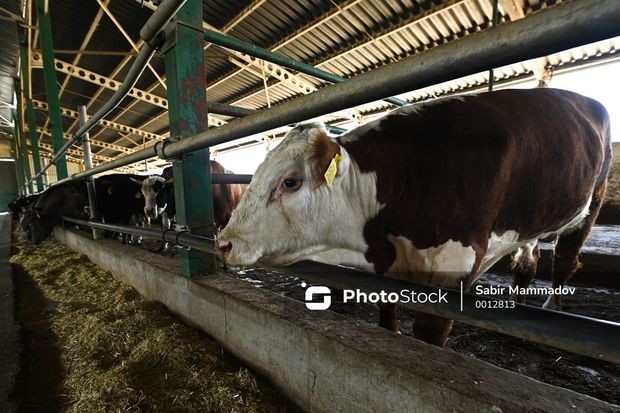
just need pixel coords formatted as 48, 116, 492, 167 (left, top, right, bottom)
132, 161, 245, 231
8, 194, 39, 221
94, 173, 149, 243
20, 174, 149, 245
211, 160, 245, 231
20, 181, 88, 244
218, 89, 611, 346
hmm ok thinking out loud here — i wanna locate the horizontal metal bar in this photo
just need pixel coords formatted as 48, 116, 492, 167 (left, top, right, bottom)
52, 147, 160, 187
211, 173, 252, 184
46, 0, 620, 181
207, 101, 254, 117
61, 217, 620, 363
203, 29, 405, 107
63, 217, 217, 254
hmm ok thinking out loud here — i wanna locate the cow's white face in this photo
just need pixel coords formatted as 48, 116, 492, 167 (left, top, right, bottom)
218, 123, 379, 268
132, 176, 167, 218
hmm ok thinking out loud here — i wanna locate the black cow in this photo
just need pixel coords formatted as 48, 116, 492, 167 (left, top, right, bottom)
21, 181, 88, 244
7, 194, 39, 220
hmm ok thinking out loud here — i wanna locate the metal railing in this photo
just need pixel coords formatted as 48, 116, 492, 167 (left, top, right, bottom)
62, 217, 620, 363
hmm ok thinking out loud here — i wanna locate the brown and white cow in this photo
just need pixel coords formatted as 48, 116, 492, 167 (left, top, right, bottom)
133, 161, 245, 231
218, 88, 611, 346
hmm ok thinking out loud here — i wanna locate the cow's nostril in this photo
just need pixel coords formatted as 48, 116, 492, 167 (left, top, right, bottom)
218, 239, 232, 255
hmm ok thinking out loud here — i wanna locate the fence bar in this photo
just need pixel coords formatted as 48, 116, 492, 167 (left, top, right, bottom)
204, 102, 347, 136
211, 173, 252, 184
58, 0, 620, 181
61, 216, 620, 363
27, 0, 185, 188
488, 0, 500, 91
207, 101, 253, 117
78, 106, 101, 240
63, 217, 217, 254
203, 29, 405, 107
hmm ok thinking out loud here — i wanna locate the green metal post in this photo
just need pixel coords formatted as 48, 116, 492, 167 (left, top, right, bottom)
11, 133, 25, 195
18, 28, 43, 191
35, 0, 68, 179
164, 0, 215, 276
13, 98, 32, 193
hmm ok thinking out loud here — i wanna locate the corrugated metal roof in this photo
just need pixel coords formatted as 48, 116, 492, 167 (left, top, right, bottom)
0, 0, 616, 167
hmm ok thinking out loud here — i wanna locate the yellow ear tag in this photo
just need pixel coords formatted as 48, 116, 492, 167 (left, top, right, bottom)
135, 192, 142, 198
107, 187, 113, 195
324, 153, 342, 186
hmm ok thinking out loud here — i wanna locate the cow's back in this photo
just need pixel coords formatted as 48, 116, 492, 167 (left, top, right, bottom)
340, 89, 610, 272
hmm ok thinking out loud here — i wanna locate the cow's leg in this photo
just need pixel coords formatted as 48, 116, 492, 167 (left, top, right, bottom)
377, 303, 398, 332
413, 312, 453, 346
509, 241, 540, 303
544, 183, 606, 310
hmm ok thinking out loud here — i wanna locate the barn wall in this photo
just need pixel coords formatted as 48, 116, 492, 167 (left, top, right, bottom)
0, 159, 17, 211
53, 226, 617, 413
0, 139, 11, 158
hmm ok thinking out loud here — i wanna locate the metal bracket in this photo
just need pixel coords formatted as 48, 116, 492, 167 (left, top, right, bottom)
159, 19, 177, 55
155, 135, 182, 160
174, 224, 189, 232
173, 224, 191, 250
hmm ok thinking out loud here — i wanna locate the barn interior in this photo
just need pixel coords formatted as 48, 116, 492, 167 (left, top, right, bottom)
1, 0, 619, 411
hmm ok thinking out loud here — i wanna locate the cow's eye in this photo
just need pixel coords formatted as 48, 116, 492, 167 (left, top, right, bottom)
282, 178, 300, 190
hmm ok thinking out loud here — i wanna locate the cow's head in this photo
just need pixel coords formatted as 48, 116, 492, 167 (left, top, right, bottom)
20, 206, 50, 245
131, 176, 169, 218
218, 123, 373, 267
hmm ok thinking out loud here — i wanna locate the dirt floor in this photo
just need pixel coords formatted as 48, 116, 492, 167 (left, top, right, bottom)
10, 229, 298, 413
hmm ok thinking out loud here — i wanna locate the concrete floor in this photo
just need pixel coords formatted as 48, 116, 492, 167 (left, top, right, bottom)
0, 213, 20, 413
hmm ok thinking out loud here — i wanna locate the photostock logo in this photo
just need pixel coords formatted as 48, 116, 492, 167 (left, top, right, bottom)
301, 282, 332, 310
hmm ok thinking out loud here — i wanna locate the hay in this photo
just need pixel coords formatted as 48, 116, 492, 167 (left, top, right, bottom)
10, 229, 292, 413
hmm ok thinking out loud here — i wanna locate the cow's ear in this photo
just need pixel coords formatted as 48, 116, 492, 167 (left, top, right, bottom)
130, 177, 144, 185
306, 127, 342, 187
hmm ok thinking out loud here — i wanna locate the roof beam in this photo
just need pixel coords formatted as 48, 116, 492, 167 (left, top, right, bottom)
231, 0, 470, 106
30, 56, 229, 129
32, 99, 165, 142
206, 0, 366, 91
34, 126, 135, 154
94, 0, 166, 90
42, 0, 108, 134
31, 55, 169, 109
